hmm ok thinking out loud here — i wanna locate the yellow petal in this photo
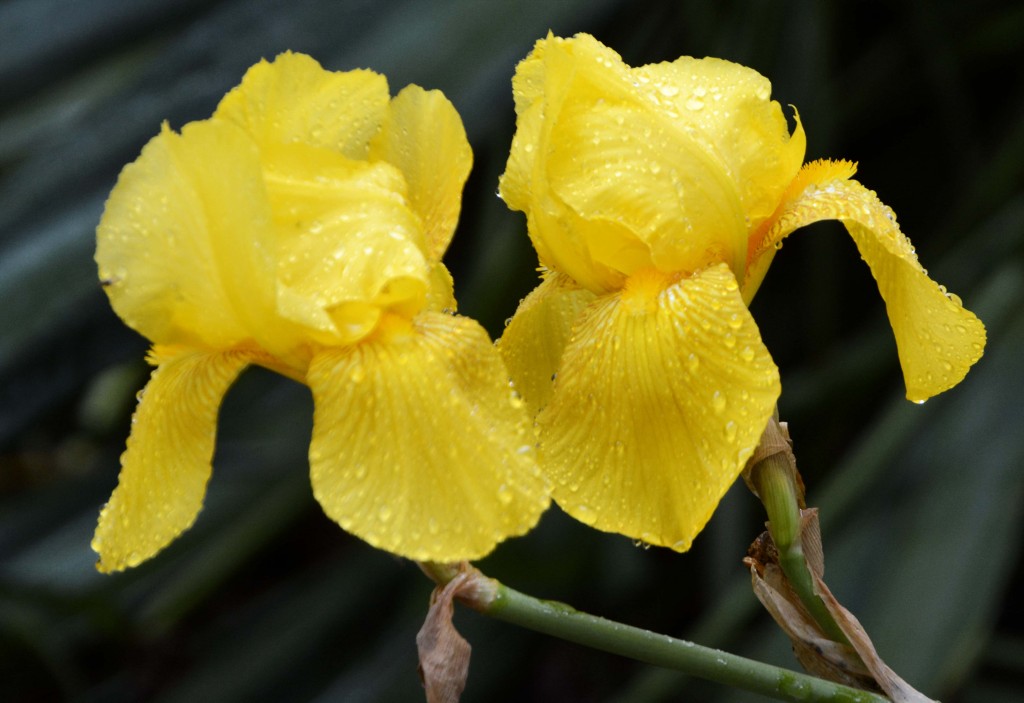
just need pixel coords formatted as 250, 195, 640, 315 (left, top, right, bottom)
636, 58, 806, 226
537, 264, 780, 550
92, 346, 252, 572
426, 261, 458, 314
97, 120, 281, 351
499, 272, 596, 416
306, 312, 550, 561
264, 141, 430, 345
500, 33, 761, 290
545, 84, 748, 279
756, 166, 986, 401
369, 85, 473, 261
214, 52, 389, 160
500, 35, 630, 293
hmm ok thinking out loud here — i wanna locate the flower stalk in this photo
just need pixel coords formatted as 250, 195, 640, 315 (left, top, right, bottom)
420, 562, 889, 703
748, 452, 850, 645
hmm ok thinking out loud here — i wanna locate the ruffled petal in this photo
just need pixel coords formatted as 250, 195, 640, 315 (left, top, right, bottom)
635, 58, 806, 226
498, 272, 596, 417
500, 34, 630, 293
97, 120, 280, 350
306, 312, 550, 561
500, 33, 759, 289
92, 346, 253, 572
369, 85, 472, 261
755, 163, 986, 401
264, 142, 430, 346
546, 86, 748, 279
537, 264, 780, 550
214, 52, 389, 160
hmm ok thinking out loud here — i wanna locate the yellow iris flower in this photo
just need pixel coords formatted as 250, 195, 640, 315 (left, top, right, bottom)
498, 34, 985, 551
92, 52, 549, 572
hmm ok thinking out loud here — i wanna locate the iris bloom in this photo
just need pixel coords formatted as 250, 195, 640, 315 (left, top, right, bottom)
498, 34, 985, 551
93, 53, 548, 572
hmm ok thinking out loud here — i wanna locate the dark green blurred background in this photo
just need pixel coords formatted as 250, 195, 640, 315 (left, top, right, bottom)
2, 1, 1022, 701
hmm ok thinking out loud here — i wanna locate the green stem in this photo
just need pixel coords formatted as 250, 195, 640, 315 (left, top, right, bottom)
753, 455, 850, 645
421, 563, 888, 703
483, 582, 886, 703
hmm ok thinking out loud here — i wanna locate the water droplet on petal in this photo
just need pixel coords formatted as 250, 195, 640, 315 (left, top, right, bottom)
575, 504, 597, 525
711, 391, 727, 414
497, 484, 513, 506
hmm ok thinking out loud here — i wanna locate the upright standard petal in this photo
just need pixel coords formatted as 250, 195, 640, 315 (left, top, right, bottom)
537, 264, 780, 550
545, 85, 748, 279
307, 312, 550, 562
635, 58, 806, 227
97, 120, 280, 350
214, 52, 389, 160
92, 346, 253, 572
499, 272, 596, 417
263, 141, 430, 346
369, 85, 472, 261
754, 162, 986, 401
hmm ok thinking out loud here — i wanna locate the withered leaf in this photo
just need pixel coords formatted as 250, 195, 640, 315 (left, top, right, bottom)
417, 570, 474, 703
746, 509, 938, 703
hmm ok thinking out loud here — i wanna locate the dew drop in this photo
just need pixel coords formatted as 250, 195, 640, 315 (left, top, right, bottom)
711, 391, 727, 414
575, 504, 597, 525
687, 353, 700, 373
497, 484, 513, 506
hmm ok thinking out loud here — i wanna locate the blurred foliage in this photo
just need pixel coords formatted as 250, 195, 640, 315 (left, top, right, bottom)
1, 1, 1023, 701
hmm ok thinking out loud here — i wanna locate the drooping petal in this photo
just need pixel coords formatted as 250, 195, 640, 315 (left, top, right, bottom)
97, 120, 282, 351
214, 52, 389, 160
92, 346, 253, 572
369, 85, 472, 261
307, 312, 550, 562
755, 163, 986, 401
499, 272, 596, 417
537, 264, 780, 551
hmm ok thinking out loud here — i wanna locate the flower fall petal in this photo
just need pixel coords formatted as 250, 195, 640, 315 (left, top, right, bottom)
499, 272, 596, 417
307, 312, 550, 562
537, 264, 780, 550
92, 346, 253, 572
757, 167, 986, 401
